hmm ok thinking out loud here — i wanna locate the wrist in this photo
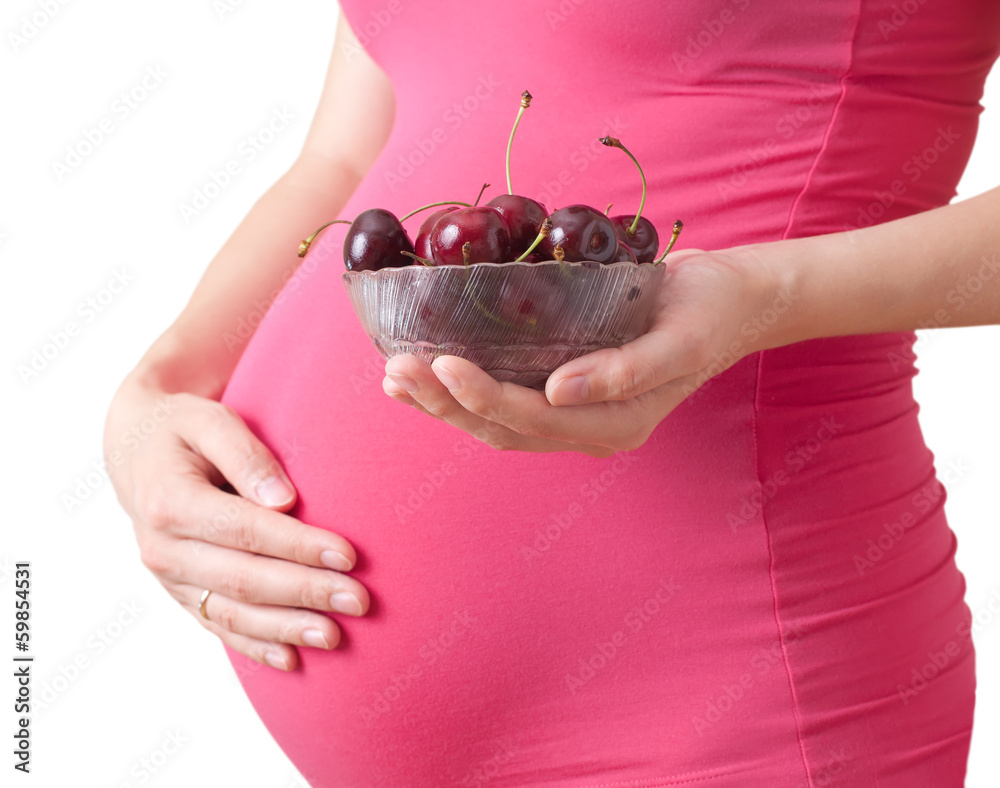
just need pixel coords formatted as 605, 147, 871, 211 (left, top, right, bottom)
104, 331, 225, 454
737, 233, 841, 351
132, 329, 230, 400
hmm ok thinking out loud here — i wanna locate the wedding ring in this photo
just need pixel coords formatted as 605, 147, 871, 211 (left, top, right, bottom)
199, 589, 213, 621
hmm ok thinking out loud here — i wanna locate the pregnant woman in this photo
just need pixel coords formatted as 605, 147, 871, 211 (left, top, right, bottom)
105, 1, 1000, 785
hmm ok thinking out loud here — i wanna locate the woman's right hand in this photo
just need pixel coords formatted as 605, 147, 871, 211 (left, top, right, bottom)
103, 377, 371, 672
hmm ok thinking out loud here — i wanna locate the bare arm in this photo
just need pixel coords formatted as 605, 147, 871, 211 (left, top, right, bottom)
104, 13, 394, 671
139, 14, 396, 398
764, 185, 1000, 344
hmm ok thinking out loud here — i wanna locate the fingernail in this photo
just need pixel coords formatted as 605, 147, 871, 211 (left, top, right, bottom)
387, 372, 419, 393
265, 650, 290, 670
553, 375, 589, 405
433, 362, 459, 391
302, 629, 330, 649
255, 475, 294, 507
331, 591, 363, 616
321, 550, 353, 571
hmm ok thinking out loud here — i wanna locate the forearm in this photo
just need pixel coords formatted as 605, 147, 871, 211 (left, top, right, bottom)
128, 153, 362, 400
757, 185, 1000, 347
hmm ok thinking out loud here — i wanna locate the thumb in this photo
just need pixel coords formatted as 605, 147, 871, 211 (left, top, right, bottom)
545, 328, 697, 405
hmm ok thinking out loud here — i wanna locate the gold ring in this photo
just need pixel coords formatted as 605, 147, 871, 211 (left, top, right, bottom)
199, 589, 213, 621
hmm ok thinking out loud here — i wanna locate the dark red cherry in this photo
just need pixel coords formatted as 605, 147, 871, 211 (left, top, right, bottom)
540, 205, 618, 264
413, 206, 459, 261
493, 274, 566, 336
429, 207, 511, 266
343, 208, 414, 271
611, 241, 638, 263
485, 195, 547, 258
409, 268, 468, 342
610, 215, 658, 262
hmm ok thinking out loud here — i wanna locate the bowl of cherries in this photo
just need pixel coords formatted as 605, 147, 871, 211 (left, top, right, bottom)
297, 91, 683, 390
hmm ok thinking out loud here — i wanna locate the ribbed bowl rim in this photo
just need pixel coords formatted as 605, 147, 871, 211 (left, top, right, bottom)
342, 259, 664, 279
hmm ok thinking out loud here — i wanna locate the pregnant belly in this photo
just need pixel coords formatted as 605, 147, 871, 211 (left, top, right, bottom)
219, 277, 973, 786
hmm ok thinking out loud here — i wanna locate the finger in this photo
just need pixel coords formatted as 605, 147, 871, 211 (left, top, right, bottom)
178, 396, 298, 511
386, 377, 613, 458
384, 357, 616, 456
153, 539, 370, 617
202, 614, 300, 672
175, 478, 358, 571
404, 353, 654, 450
544, 326, 704, 405
136, 473, 358, 572
177, 582, 341, 651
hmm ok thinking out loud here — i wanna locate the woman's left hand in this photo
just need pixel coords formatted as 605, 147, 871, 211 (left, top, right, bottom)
382, 245, 798, 456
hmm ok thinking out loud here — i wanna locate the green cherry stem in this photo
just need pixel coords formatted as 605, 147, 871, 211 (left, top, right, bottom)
512, 217, 553, 262
399, 200, 472, 223
400, 251, 435, 266
599, 136, 646, 237
653, 220, 684, 264
298, 219, 351, 257
473, 183, 490, 206
505, 90, 532, 195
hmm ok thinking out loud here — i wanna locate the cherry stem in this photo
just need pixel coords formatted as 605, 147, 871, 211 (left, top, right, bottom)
473, 183, 490, 206
400, 251, 435, 266
506, 90, 532, 195
462, 241, 472, 267
298, 220, 352, 257
553, 243, 565, 263
512, 217, 553, 263
399, 200, 472, 223
605, 202, 613, 215
599, 136, 646, 237
654, 220, 684, 264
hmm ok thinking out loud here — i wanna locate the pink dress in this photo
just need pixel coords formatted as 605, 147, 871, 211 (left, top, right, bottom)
220, 1, 1000, 785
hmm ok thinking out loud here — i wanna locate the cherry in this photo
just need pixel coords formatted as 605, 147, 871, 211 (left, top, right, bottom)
409, 268, 469, 342
298, 210, 418, 270
492, 270, 567, 336
609, 215, 658, 262
540, 205, 618, 263
512, 217, 553, 263
485, 194, 548, 258
611, 241, 638, 263
600, 136, 660, 262
475, 90, 549, 260
413, 206, 459, 261
398, 189, 485, 264
343, 208, 414, 271
429, 207, 511, 266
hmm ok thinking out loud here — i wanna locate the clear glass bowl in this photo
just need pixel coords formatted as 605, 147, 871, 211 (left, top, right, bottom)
342, 260, 664, 390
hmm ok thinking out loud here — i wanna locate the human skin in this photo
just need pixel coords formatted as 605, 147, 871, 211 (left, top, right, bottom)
382, 185, 1000, 453
103, 14, 393, 671
107, 9, 999, 672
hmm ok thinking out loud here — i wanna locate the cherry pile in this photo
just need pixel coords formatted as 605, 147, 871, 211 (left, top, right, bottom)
297, 91, 683, 270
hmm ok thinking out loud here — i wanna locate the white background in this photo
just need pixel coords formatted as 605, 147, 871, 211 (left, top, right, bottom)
2, 2, 998, 787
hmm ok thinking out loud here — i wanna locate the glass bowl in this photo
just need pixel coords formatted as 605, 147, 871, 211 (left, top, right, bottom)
342, 260, 664, 390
